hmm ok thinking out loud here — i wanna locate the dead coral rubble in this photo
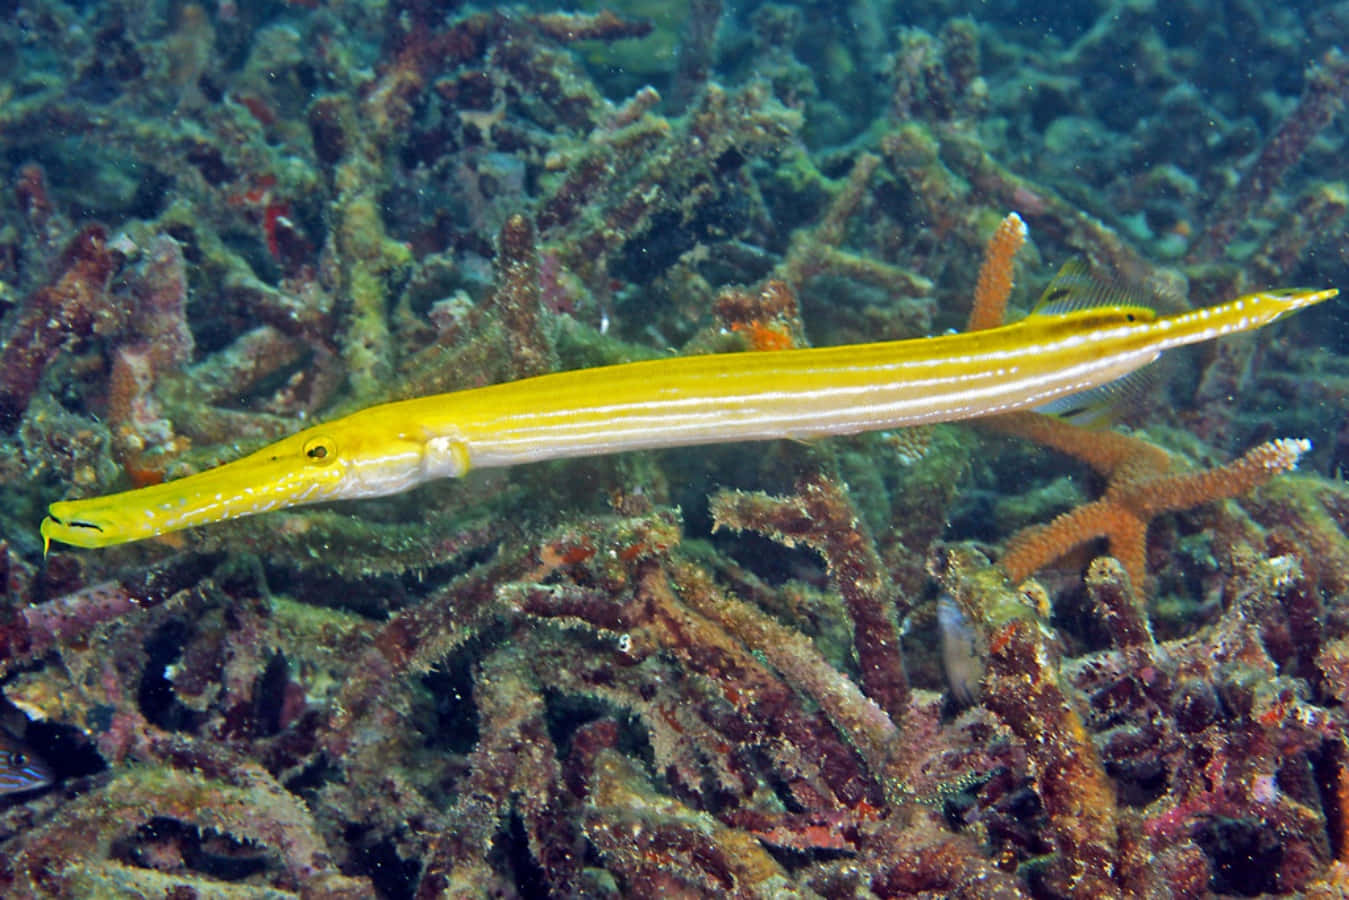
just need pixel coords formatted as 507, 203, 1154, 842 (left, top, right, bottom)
0, 225, 118, 431
1, 2, 1347, 898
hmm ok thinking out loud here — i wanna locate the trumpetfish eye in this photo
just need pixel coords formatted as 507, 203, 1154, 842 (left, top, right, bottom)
304, 436, 336, 465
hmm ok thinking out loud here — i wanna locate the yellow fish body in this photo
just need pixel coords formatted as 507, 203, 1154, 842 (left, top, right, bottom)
41, 278, 1337, 551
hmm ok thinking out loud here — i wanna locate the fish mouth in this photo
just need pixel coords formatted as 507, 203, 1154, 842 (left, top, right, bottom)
46, 515, 103, 533
40, 513, 107, 553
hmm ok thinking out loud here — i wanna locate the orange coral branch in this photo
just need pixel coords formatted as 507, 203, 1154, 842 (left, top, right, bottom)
1127, 437, 1309, 512
967, 211, 1026, 331
998, 435, 1311, 585
980, 410, 1168, 477
1001, 497, 1148, 587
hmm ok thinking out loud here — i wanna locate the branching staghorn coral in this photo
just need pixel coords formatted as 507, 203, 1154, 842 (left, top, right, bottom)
2, 3, 1348, 897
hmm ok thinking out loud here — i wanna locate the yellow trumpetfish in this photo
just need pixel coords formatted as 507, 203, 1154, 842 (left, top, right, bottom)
40, 276, 1337, 551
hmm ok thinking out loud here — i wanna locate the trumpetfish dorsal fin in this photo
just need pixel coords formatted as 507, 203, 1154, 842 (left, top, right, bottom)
1027, 259, 1157, 320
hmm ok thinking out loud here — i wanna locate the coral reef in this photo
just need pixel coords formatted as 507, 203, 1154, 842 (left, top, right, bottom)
0, 1, 1347, 897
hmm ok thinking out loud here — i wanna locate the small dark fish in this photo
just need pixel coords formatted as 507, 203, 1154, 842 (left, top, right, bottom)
0, 734, 54, 795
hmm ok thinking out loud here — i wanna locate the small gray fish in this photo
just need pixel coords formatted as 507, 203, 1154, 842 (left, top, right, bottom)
937, 595, 985, 706
0, 734, 53, 795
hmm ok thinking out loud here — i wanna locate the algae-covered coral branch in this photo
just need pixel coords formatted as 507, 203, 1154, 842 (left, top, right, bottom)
710, 472, 911, 722
1190, 47, 1349, 263
0, 226, 118, 431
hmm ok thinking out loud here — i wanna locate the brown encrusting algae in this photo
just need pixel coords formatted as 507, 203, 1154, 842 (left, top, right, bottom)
1, 1, 1348, 897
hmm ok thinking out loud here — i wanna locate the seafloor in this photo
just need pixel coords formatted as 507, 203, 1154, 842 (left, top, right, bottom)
1, 0, 1348, 897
